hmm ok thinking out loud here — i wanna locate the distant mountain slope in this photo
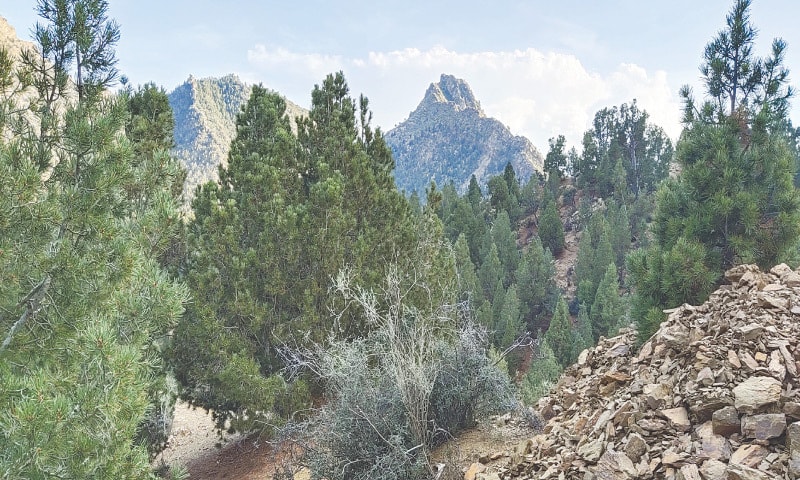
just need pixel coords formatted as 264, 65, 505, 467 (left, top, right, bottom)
168, 74, 306, 199
385, 74, 543, 195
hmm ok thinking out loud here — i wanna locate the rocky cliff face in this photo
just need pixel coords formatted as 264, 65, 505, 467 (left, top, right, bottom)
168, 75, 306, 200
0, 15, 37, 60
473, 263, 800, 479
385, 74, 543, 196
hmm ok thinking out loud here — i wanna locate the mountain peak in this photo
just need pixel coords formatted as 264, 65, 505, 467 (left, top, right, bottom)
420, 74, 483, 115
386, 73, 542, 196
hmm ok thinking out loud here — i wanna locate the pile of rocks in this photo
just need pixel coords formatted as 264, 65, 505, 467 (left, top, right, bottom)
486, 264, 800, 479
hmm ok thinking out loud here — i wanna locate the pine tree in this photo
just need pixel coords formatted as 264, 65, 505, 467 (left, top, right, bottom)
478, 243, 503, 301
538, 194, 565, 256
574, 303, 594, 357
173, 74, 435, 434
631, 0, 800, 341
0, 1, 186, 476
591, 264, 625, 341
516, 236, 557, 330
544, 296, 574, 368
454, 234, 482, 305
520, 338, 562, 403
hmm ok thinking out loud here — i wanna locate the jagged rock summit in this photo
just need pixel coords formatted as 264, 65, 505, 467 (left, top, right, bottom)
0, 15, 33, 57
472, 263, 800, 479
168, 74, 306, 200
385, 74, 543, 196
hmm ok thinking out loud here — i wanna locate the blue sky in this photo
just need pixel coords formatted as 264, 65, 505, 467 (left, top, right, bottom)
3, 1, 800, 150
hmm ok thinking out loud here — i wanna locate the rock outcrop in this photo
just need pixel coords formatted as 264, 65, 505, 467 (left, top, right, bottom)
385, 74, 543, 196
477, 263, 800, 479
168, 75, 306, 201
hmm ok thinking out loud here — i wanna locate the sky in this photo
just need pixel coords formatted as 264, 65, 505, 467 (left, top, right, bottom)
3, 1, 800, 151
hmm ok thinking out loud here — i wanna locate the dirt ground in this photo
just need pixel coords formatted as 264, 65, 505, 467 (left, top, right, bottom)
154, 401, 537, 479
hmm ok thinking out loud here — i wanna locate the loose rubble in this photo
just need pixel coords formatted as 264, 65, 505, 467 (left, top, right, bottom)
470, 264, 800, 479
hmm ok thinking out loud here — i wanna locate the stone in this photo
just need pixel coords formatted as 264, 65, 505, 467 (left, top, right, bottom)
643, 383, 672, 409
699, 459, 727, 480
475, 473, 500, 480
728, 349, 742, 368
700, 433, 732, 461
660, 407, 691, 432
730, 444, 767, 468
768, 350, 786, 380
784, 402, 800, 419
578, 437, 604, 462
739, 324, 764, 341
786, 422, 800, 457
790, 458, 800, 478
754, 351, 768, 363
740, 413, 786, 440
725, 463, 771, 480
594, 450, 637, 479
732, 376, 782, 413
624, 433, 647, 462
464, 462, 486, 480
712, 406, 740, 437
697, 366, 715, 386
676, 464, 701, 480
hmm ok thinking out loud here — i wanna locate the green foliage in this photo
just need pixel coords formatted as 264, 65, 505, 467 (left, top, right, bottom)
538, 195, 565, 256
575, 216, 615, 308
0, 2, 187, 477
573, 101, 672, 199
515, 237, 558, 331
173, 73, 438, 434
591, 264, 625, 341
631, 0, 800, 332
544, 296, 574, 368
519, 339, 562, 404
627, 239, 716, 342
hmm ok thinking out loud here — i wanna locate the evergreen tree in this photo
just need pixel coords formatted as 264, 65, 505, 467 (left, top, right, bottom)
631, 0, 800, 341
173, 74, 430, 434
591, 264, 625, 341
538, 194, 565, 256
490, 211, 520, 284
478, 243, 503, 301
520, 339, 562, 403
544, 296, 574, 368
516, 236, 557, 330
454, 234, 482, 305
575, 303, 594, 356
498, 284, 525, 371
0, 1, 187, 476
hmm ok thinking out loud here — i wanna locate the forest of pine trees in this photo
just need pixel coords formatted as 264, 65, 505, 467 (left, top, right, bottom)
2, 0, 800, 478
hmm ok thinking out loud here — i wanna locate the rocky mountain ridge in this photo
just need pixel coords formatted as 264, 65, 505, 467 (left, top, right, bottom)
168, 74, 306, 199
385, 74, 543, 196
470, 263, 800, 479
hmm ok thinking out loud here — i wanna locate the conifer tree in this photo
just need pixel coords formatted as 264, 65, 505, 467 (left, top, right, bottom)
521, 338, 562, 402
454, 234, 482, 305
173, 74, 435, 433
544, 296, 574, 368
516, 237, 557, 330
538, 194, 565, 256
631, 0, 800, 341
0, 1, 187, 476
591, 264, 625, 341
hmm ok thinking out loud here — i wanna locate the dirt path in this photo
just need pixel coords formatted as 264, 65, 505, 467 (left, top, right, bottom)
154, 402, 288, 479
155, 402, 537, 479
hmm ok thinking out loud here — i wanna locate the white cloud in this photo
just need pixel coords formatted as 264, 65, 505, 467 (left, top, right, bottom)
247, 44, 683, 150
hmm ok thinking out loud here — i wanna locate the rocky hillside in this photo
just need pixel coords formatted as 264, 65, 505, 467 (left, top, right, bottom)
385, 74, 543, 196
471, 263, 800, 479
168, 75, 306, 199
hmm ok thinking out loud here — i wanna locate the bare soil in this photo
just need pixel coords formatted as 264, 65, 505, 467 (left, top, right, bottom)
155, 402, 537, 479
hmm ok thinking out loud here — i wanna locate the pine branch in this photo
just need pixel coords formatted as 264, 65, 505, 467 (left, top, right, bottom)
1, 274, 51, 352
